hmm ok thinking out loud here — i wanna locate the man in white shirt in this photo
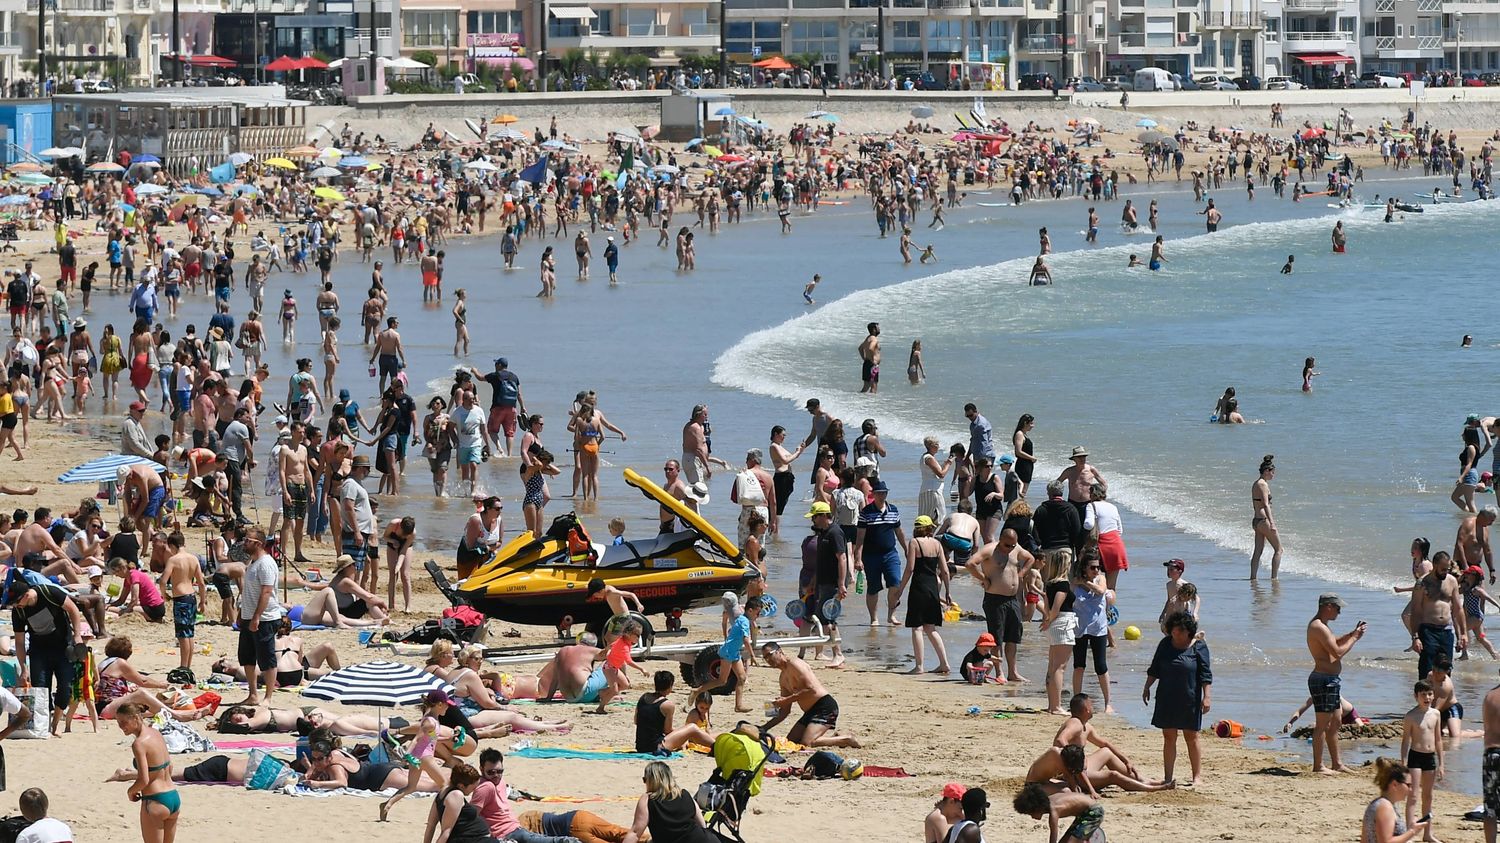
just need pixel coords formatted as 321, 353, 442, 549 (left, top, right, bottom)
235, 528, 284, 705
16, 788, 71, 843
341, 455, 377, 591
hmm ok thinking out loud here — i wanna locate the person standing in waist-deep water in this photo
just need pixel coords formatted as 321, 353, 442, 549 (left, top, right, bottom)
858, 322, 881, 394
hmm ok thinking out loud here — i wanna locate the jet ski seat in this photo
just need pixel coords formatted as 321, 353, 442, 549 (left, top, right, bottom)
598, 530, 700, 568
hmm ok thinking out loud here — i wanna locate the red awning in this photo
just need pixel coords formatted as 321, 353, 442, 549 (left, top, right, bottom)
184, 54, 237, 67
264, 55, 302, 71
1295, 53, 1354, 65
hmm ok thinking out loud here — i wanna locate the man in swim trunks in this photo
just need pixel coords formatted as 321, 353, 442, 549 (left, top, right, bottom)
369, 316, 405, 395
966, 528, 1034, 682
159, 531, 206, 678
119, 464, 166, 546
1306, 592, 1365, 773
1456, 508, 1497, 585
760, 642, 860, 748
538, 640, 605, 704
1411, 551, 1467, 676
1483, 675, 1500, 842
858, 322, 880, 394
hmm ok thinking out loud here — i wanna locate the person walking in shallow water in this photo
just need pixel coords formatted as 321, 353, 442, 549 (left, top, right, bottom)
1250, 455, 1281, 579
1306, 592, 1364, 775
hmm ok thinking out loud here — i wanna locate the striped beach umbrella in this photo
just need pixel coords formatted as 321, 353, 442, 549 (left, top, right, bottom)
301, 661, 451, 707
58, 454, 164, 484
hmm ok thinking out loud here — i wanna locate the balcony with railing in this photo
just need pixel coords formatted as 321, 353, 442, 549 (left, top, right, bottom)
25, 0, 116, 12
1447, 26, 1500, 42
1116, 30, 1201, 49
1021, 32, 1060, 52
1281, 29, 1353, 49
685, 22, 716, 35
0, 31, 22, 50
623, 22, 667, 35
975, 0, 1026, 8
1283, 0, 1345, 8
727, 0, 790, 8
1200, 11, 1263, 27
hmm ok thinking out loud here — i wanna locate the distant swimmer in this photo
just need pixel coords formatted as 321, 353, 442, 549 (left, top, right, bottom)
1302, 357, 1319, 392
1149, 236, 1167, 271
900, 227, 914, 264
919, 245, 938, 264
1385, 197, 1396, 223
1281, 255, 1295, 275
1213, 387, 1235, 422
1331, 221, 1346, 254
803, 274, 821, 305
1246, 176, 1255, 201
929, 204, 946, 230
1028, 257, 1053, 286
1122, 200, 1138, 232
1039, 227, 1052, 255
1127, 254, 1143, 268
908, 341, 925, 385
1148, 199, 1159, 232
1221, 399, 1245, 424
1463, 335, 1474, 348
1086, 207, 1099, 244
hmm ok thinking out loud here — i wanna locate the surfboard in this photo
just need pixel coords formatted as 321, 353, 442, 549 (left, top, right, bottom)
977, 202, 1010, 207
464, 118, 483, 139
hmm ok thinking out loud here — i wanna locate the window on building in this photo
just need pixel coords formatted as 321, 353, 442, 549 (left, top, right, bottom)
1414, 17, 1438, 36
591, 10, 613, 34
402, 10, 457, 47
892, 19, 921, 53
726, 20, 782, 55
623, 7, 659, 36
681, 7, 709, 36
927, 19, 962, 55
1338, 16, 1355, 33
466, 11, 522, 35
790, 20, 838, 56
968, 19, 1008, 61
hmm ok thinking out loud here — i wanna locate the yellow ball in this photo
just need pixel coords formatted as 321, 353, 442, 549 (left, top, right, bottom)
1123, 625, 1142, 641
106, 583, 121, 598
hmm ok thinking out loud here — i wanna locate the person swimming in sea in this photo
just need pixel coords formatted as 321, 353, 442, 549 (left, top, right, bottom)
919, 245, 938, 264
1127, 254, 1142, 268
1281, 255, 1294, 275
1463, 335, 1474, 348
1148, 236, 1167, 271
1302, 357, 1319, 392
1028, 256, 1052, 286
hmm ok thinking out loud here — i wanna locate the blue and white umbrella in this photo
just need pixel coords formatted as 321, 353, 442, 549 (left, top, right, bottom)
58, 454, 164, 484
134, 154, 161, 165
714, 107, 735, 117
226, 152, 254, 167
134, 184, 169, 196
337, 155, 370, 169
0, 195, 30, 206
1136, 118, 1158, 128
302, 660, 452, 707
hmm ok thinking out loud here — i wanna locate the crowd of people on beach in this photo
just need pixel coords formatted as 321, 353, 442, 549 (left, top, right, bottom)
0, 92, 1497, 843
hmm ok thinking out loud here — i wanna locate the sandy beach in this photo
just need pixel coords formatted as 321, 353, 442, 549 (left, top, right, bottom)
1, 89, 1498, 843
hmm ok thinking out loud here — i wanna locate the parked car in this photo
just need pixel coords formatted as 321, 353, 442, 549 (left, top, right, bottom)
1482, 71, 1500, 86
913, 71, 949, 91
1017, 73, 1055, 91
1100, 75, 1133, 91
1463, 72, 1488, 87
1172, 73, 1199, 91
1233, 75, 1262, 90
79, 78, 116, 93
455, 73, 488, 93
1357, 71, 1403, 88
1066, 76, 1106, 92
1265, 75, 1304, 90
1196, 75, 1238, 90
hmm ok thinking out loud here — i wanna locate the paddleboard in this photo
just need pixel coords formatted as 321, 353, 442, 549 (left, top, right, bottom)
464, 118, 483, 139
977, 202, 1011, 207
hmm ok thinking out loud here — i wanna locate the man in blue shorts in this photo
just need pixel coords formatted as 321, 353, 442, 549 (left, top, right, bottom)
854, 479, 908, 627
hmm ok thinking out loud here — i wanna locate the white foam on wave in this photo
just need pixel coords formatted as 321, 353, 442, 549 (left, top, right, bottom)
714, 197, 1500, 591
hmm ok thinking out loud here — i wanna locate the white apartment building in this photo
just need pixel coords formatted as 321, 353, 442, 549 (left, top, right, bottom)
724, 0, 1024, 85
1196, 0, 1265, 76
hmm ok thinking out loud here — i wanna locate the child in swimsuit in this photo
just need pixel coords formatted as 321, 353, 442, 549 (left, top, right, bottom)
593, 621, 648, 714
380, 690, 453, 822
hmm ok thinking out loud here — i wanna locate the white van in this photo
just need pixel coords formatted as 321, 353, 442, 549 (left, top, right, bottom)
1133, 67, 1176, 92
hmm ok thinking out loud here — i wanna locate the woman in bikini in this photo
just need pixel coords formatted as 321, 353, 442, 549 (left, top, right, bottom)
570, 401, 626, 502
451, 289, 469, 356
320, 316, 340, 402
1250, 455, 1281, 580
299, 555, 389, 628
116, 702, 181, 843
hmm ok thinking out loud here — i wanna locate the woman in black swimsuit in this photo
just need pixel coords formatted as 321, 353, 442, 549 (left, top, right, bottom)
305, 742, 438, 793
421, 764, 491, 842
1012, 414, 1036, 498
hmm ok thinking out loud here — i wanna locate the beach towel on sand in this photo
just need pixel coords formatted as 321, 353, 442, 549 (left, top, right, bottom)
509, 746, 683, 762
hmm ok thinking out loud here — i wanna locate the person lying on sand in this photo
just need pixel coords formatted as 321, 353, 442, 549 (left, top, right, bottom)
1025, 744, 1171, 794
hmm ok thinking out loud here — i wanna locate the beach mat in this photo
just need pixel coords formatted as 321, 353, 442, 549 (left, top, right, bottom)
215, 739, 299, 752
509, 746, 682, 762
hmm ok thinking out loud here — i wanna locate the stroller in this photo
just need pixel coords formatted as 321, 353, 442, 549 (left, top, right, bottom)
695, 732, 768, 843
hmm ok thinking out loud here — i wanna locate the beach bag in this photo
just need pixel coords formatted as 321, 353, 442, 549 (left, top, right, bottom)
9, 688, 49, 740
191, 691, 222, 715
733, 470, 766, 507
244, 749, 296, 791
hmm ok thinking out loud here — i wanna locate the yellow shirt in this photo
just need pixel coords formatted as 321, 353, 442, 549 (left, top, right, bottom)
0, 392, 14, 415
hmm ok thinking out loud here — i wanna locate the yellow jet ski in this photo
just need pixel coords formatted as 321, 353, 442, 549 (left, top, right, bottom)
447, 468, 754, 628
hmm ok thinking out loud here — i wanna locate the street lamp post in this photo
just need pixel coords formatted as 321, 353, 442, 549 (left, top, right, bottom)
445, 23, 451, 68
1455, 11, 1463, 81
717, 0, 726, 86
172, 0, 181, 83
367, 0, 377, 92
259, 20, 268, 84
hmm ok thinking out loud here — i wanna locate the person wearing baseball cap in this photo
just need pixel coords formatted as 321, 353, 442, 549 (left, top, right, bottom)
855, 478, 906, 627
925, 783, 968, 843
806, 498, 846, 668
961, 633, 1002, 685
380, 689, 457, 820
1307, 590, 1365, 775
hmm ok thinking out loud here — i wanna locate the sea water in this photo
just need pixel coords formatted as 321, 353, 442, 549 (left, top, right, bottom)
117, 171, 1497, 790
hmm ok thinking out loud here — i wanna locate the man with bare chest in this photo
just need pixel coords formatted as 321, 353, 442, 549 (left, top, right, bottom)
1412, 551, 1467, 676
966, 528, 1035, 681
278, 421, 312, 564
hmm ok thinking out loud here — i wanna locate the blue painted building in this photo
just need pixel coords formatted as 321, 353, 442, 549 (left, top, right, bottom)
0, 101, 55, 165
